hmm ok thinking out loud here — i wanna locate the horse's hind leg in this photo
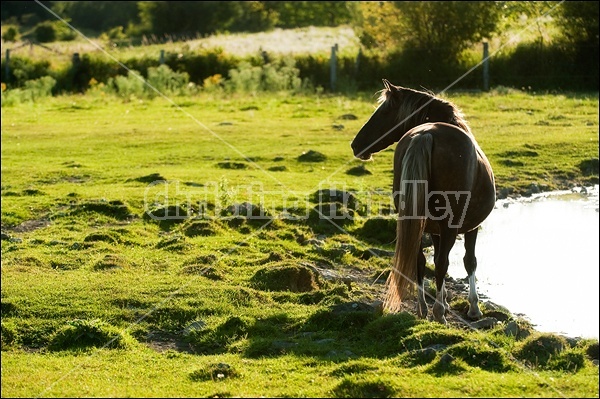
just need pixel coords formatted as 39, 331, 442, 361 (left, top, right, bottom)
431, 234, 450, 313
416, 245, 428, 319
432, 229, 457, 324
464, 228, 483, 319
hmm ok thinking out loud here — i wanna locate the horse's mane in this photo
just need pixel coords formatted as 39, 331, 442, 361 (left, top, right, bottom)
377, 87, 471, 134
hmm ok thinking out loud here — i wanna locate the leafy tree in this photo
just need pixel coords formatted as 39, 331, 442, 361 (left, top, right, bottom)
137, 1, 277, 37
554, 0, 599, 46
355, 1, 502, 63
33, 21, 56, 42
51, 1, 140, 34
2, 26, 20, 42
265, 1, 356, 28
494, 1, 562, 47
0, 1, 53, 25
554, 1, 599, 90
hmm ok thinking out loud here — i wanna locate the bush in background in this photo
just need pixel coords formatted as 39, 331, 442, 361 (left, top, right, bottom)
225, 57, 305, 94
1, 75, 56, 105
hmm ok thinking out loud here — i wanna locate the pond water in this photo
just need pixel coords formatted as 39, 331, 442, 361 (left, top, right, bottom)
446, 185, 599, 340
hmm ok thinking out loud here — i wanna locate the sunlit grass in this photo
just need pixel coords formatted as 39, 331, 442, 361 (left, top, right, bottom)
1, 91, 598, 397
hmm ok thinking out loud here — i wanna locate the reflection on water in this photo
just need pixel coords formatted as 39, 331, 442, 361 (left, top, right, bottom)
447, 185, 599, 339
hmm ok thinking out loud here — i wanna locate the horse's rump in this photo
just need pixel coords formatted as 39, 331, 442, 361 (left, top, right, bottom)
394, 123, 495, 235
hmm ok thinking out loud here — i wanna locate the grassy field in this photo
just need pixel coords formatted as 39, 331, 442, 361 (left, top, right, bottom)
1, 89, 599, 397
1, 25, 361, 72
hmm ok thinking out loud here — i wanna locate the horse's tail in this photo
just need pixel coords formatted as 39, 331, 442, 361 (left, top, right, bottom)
385, 132, 432, 312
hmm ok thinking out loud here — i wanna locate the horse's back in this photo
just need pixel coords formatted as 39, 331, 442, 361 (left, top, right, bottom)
394, 122, 495, 234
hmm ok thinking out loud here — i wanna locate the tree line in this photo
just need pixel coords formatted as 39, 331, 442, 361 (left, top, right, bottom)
1, 1, 355, 39
2, 2, 597, 55
1, 1, 598, 92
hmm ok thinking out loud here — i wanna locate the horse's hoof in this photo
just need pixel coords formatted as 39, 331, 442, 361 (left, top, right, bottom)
417, 298, 428, 319
467, 307, 483, 320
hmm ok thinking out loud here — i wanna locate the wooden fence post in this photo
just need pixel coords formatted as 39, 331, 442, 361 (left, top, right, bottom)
5, 49, 9, 83
483, 41, 490, 92
160, 49, 165, 65
354, 47, 361, 77
330, 43, 338, 91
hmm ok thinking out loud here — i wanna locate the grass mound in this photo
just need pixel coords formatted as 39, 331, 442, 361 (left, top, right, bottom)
307, 202, 357, 233
84, 230, 122, 244
48, 319, 135, 351
217, 161, 250, 169
92, 254, 129, 271
447, 341, 514, 372
400, 328, 466, 351
311, 188, 360, 209
513, 333, 585, 370
250, 263, 322, 292
298, 150, 327, 162
578, 157, 599, 176
143, 204, 189, 230
187, 315, 253, 355
127, 172, 167, 183
332, 377, 395, 398
355, 216, 396, 245
68, 199, 132, 220
183, 219, 224, 237
189, 362, 240, 381
346, 164, 372, 176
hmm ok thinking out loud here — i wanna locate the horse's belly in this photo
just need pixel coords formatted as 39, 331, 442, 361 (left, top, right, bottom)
423, 194, 495, 235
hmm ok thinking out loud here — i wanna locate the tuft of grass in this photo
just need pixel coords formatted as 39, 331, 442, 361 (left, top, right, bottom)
514, 333, 569, 368
68, 199, 133, 220
346, 164, 372, 176
331, 376, 396, 398
446, 341, 514, 372
48, 318, 136, 351
250, 262, 323, 292
400, 327, 467, 352
298, 150, 328, 162
92, 254, 129, 271
127, 172, 167, 183
355, 216, 397, 246
189, 362, 241, 381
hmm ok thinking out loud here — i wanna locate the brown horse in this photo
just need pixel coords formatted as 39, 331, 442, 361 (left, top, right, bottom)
351, 79, 496, 323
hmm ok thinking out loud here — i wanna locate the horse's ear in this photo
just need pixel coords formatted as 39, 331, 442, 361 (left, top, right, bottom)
382, 79, 399, 93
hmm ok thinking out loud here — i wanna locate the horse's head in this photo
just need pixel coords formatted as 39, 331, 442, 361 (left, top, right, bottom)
351, 79, 463, 160
351, 79, 404, 160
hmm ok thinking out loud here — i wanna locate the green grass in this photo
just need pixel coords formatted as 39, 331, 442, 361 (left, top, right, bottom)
1, 90, 599, 397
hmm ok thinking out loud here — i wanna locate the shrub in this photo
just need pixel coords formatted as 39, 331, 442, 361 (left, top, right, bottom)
1, 56, 52, 88
225, 57, 305, 94
106, 70, 146, 100
146, 64, 191, 97
1, 75, 56, 105
34, 21, 56, 43
23, 75, 56, 99
2, 26, 19, 42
